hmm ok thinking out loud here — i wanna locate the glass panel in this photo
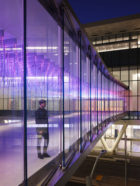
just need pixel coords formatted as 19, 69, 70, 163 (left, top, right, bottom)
102, 75, 104, 121
108, 78, 110, 118
130, 81, 137, 96
103, 75, 108, 120
108, 78, 111, 118
64, 29, 79, 159
121, 87, 125, 113
138, 68, 140, 80
113, 82, 115, 115
114, 83, 117, 113
121, 70, 128, 81
113, 71, 120, 80
130, 69, 137, 80
116, 84, 119, 114
27, 0, 61, 177
138, 97, 140, 111
130, 97, 137, 111
0, 0, 24, 185
92, 64, 97, 133
81, 50, 90, 138
138, 81, 140, 96
125, 96, 129, 112
98, 70, 101, 124
86, 57, 90, 134
105, 78, 109, 118
110, 81, 113, 116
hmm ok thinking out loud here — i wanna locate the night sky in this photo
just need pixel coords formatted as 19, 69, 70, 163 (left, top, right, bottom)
67, 0, 140, 24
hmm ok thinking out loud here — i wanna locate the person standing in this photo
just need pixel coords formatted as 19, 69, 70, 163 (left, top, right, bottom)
35, 99, 50, 159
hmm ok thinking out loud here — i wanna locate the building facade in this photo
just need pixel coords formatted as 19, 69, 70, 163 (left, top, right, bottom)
84, 14, 140, 119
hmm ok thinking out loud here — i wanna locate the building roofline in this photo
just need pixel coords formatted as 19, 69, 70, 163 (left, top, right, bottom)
83, 13, 140, 28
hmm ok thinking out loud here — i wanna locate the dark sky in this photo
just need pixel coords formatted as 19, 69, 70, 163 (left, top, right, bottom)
67, 0, 140, 24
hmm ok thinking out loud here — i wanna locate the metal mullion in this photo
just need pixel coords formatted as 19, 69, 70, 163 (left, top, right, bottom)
101, 69, 102, 129
124, 84, 125, 113
104, 75, 106, 122
113, 81, 114, 117
137, 33, 139, 119
62, 6, 65, 167
128, 34, 131, 118
79, 31, 83, 152
23, 0, 28, 184
115, 82, 117, 115
77, 45, 80, 149
116, 83, 118, 115
108, 77, 110, 119
89, 47, 92, 141
96, 62, 99, 135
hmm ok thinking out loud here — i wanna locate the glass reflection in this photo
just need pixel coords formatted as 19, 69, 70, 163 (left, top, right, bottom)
0, 0, 128, 184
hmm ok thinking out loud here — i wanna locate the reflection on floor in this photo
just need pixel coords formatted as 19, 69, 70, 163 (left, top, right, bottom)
0, 112, 115, 186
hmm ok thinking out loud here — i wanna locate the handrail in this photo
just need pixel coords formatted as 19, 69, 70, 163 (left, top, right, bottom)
86, 150, 107, 186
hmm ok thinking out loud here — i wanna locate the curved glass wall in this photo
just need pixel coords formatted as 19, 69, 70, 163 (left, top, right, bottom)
0, 0, 128, 185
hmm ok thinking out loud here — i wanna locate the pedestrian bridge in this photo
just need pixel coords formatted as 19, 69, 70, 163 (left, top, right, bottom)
0, 0, 129, 185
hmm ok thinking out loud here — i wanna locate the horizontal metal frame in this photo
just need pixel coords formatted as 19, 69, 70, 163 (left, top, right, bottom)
94, 39, 137, 47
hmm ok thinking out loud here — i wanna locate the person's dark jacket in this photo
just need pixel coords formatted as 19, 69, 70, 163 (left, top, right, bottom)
35, 108, 48, 134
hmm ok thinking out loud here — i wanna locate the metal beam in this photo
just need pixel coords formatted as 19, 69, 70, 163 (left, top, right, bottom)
47, 124, 112, 186
101, 122, 128, 153
114, 120, 140, 125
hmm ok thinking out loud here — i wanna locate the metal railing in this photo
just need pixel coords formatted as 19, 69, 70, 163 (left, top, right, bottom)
86, 150, 106, 186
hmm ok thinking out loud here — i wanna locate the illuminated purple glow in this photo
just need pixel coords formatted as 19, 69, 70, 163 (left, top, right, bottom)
0, 1, 129, 186
0, 31, 127, 111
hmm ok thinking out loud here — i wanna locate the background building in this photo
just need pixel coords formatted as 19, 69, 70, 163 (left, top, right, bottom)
84, 14, 140, 120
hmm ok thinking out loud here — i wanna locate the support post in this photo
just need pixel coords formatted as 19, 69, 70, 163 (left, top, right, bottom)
100, 123, 128, 154
125, 132, 127, 186
101, 136, 111, 152
111, 124, 128, 152
86, 150, 106, 186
